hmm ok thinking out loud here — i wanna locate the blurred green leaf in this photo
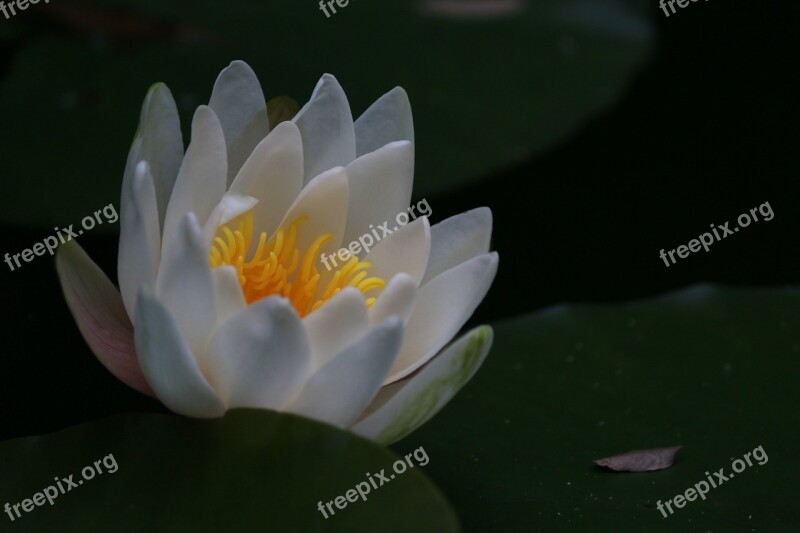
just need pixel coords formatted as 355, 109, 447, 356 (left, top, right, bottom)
0, 409, 458, 532
395, 286, 800, 531
0, 0, 652, 231
267, 96, 301, 127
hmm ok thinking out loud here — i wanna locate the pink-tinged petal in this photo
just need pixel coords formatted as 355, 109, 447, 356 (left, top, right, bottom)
56, 240, 154, 397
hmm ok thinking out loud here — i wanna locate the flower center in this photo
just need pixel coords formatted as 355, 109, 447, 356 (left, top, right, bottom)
208, 212, 385, 317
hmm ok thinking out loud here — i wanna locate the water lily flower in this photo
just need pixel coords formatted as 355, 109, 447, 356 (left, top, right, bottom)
56, 61, 498, 444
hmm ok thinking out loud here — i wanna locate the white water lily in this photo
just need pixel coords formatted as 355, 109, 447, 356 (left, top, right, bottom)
56, 61, 498, 444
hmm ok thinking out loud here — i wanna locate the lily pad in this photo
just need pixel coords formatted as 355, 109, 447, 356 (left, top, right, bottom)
394, 286, 800, 531
0, 0, 652, 231
0, 409, 458, 532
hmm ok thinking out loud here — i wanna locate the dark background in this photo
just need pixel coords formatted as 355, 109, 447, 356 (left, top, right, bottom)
465, 0, 800, 323
0, 0, 797, 506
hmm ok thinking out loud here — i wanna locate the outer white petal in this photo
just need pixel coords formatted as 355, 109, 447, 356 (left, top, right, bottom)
354, 86, 414, 156
422, 207, 493, 284
385, 252, 498, 383
203, 297, 312, 410
285, 317, 403, 427
118, 162, 161, 320
135, 289, 225, 418
341, 141, 414, 246
293, 74, 356, 183
228, 121, 305, 241
155, 213, 217, 365
368, 273, 417, 326
362, 216, 430, 286
212, 265, 246, 323
122, 82, 184, 228
209, 60, 270, 185
162, 106, 227, 253
353, 326, 493, 444
302, 288, 369, 371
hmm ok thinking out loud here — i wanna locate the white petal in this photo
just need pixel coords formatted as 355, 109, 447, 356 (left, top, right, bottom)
204, 297, 312, 410
202, 193, 259, 249
135, 289, 225, 418
162, 106, 227, 253
354, 86, 414, 156
302, 288, 369, 371
274, 166, 349, 261
155, 213, 217, 364
209, 60, 269, 185
385, 252, 498, 383
293, 74, 356, 183
122, 83, 184, 228
422, 207, 493, 284
212, 265, 246, 323
353, 326, 492, 444
228, 121, 304, 240
286, 317, 403, 427
342, 141, 414, 246
118, 162, 161, 319
362, 216, 430, 285
368, 273, 417, 326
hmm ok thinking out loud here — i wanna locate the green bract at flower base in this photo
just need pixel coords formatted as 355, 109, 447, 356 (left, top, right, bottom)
56, 61, 498, 444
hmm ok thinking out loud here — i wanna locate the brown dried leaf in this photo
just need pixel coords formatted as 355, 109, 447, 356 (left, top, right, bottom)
593, 446, 682, 472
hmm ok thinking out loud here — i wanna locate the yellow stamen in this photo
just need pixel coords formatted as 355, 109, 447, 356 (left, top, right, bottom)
208, 211, 386, 318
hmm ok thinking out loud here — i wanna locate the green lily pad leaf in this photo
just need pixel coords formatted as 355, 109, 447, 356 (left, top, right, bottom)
0, 409, 459, 532
0, 0, 652, 231
394, 286, 800, 531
